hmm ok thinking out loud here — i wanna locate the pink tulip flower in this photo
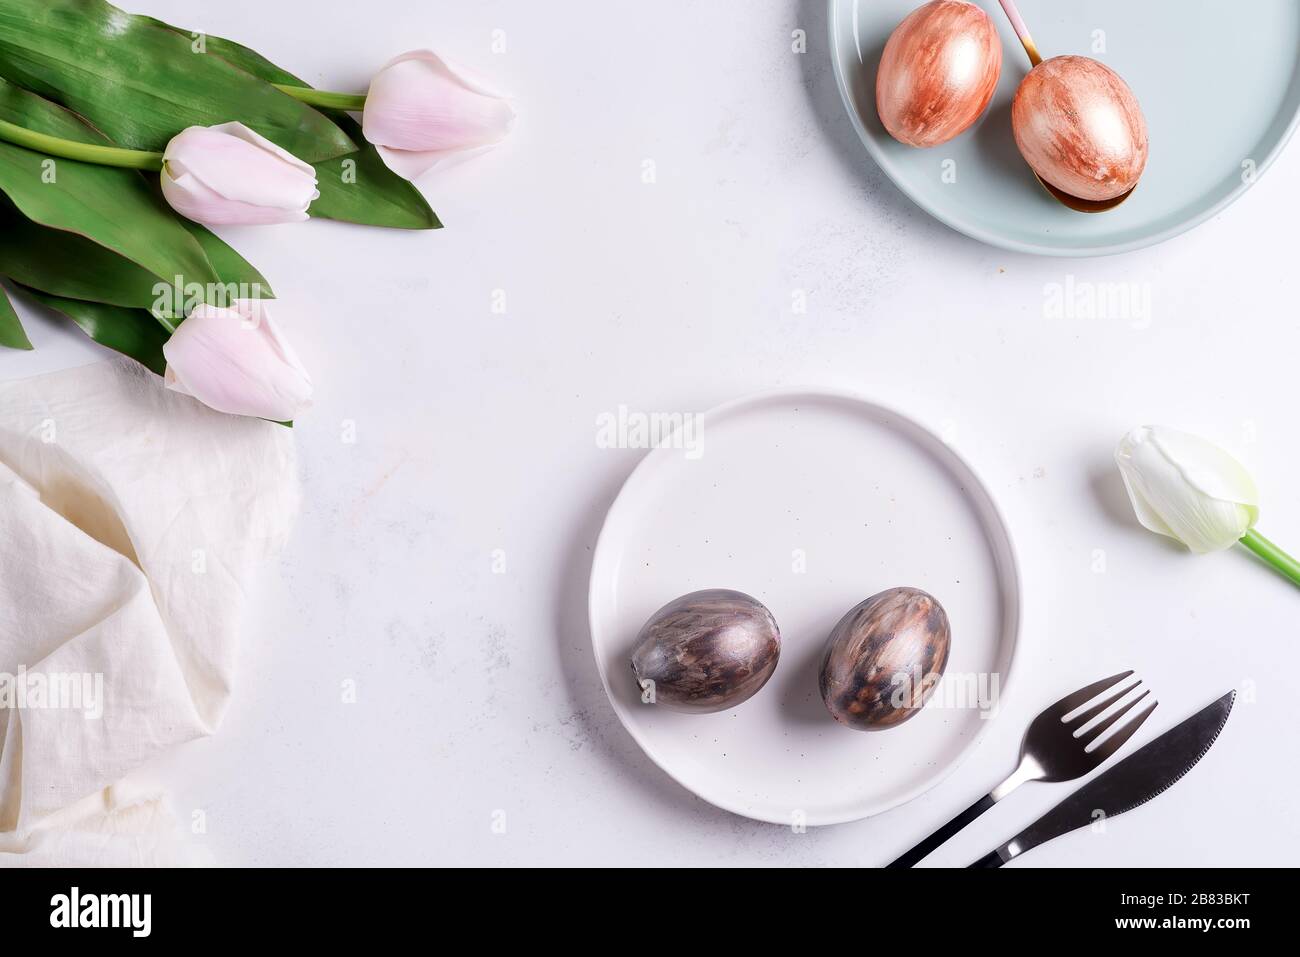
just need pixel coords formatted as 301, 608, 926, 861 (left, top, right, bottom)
163, 299, 313, 421
362, 50, 515, 180
161, 122, 319, 226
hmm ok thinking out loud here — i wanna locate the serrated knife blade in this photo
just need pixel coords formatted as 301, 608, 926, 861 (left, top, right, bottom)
971, 690, 1236, 867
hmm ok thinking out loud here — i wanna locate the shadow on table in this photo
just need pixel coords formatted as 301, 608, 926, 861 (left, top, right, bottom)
792, 0, 951, 242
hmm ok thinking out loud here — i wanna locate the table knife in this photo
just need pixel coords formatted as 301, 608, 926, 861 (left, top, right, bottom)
970, 690, 1235, 867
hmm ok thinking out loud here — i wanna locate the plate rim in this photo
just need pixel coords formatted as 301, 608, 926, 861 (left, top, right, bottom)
826, 0, 1300, 258
587, 386, 1023, 825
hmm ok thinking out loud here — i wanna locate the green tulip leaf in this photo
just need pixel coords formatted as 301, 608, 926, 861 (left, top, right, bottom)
14, 283, 166, 374
181, 221, 275, 299
1, 197, 275, 321
0, 0, 355, 163
0, 280, 32, 349
0, 195, 159, 309
308, 112, 442, 230
145, 17, 441, 230
0, 77, 279, 317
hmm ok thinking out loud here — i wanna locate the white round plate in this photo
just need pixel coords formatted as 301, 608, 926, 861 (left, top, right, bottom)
589, 390, 1020, 825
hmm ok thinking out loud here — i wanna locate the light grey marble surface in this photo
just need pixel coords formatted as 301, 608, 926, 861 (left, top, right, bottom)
3, 0, 1296, 866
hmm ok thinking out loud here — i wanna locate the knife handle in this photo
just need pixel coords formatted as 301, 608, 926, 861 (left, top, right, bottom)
885, 793, 996, 868
969, 849, 1006, 868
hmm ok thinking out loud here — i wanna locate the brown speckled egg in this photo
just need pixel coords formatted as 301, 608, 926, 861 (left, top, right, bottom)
819, 587, 950, 731
631, 589, 781, 714
1011, 55, 1148, 202
876, 0, 1003, 148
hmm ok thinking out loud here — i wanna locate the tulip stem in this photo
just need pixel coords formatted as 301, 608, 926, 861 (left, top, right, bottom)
273, 85, 368, 113
1239, 529, 1300, 589
0, 118, 163, 170
997, 0, 1044, 67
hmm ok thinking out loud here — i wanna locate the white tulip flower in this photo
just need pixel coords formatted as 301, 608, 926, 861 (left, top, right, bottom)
1115, 425, 1299, 587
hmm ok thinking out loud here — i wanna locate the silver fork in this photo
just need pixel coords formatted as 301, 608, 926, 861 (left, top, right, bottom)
886, 670, 1157, 868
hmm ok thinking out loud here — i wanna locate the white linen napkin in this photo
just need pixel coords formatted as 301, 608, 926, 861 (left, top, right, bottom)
0, 357, 298, 864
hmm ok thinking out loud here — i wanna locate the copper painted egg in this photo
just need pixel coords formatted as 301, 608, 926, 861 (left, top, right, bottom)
630, 589, 781, 714
1011, 55, 1149, 202
875, 0, 1003, 148
819, 587, 951, 731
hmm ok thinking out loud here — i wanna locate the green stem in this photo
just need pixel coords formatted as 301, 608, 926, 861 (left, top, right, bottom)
273, 84, 367, 112
0, 118, 162, 170
1239, 528, 1300, 589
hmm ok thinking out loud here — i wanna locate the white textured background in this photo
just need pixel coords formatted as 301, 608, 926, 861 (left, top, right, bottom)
2, 0, 1297, 866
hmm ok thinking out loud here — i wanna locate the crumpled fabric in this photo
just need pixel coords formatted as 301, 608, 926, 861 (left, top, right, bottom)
0, 357, 297, 864
1, 781, 213, 866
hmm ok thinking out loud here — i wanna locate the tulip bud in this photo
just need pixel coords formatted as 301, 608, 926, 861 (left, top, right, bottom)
162, 299, 312, 421
362, 50, 515, 180
1114, 426, 1258, 553
161, 122, 320, 226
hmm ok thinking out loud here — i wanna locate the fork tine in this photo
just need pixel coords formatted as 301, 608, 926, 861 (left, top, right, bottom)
1085, 699, 1157, 760
1079, 688, 1150, 743
1066, 680, 1142, 728
1050, 670, 1134, 717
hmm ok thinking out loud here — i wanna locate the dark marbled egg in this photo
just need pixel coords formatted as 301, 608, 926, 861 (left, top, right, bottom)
819, 587, 950, 731
630, 589, 781, 714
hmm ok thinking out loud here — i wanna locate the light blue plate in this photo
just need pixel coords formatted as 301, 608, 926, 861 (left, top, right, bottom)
829, 0, 1300, 256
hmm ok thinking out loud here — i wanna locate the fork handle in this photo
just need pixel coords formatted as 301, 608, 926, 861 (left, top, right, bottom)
885, 793, 996, 868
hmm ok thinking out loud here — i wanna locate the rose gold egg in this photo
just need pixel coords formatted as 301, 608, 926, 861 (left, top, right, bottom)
876, 0, 1002, 148
1011, 55, 1148, 202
